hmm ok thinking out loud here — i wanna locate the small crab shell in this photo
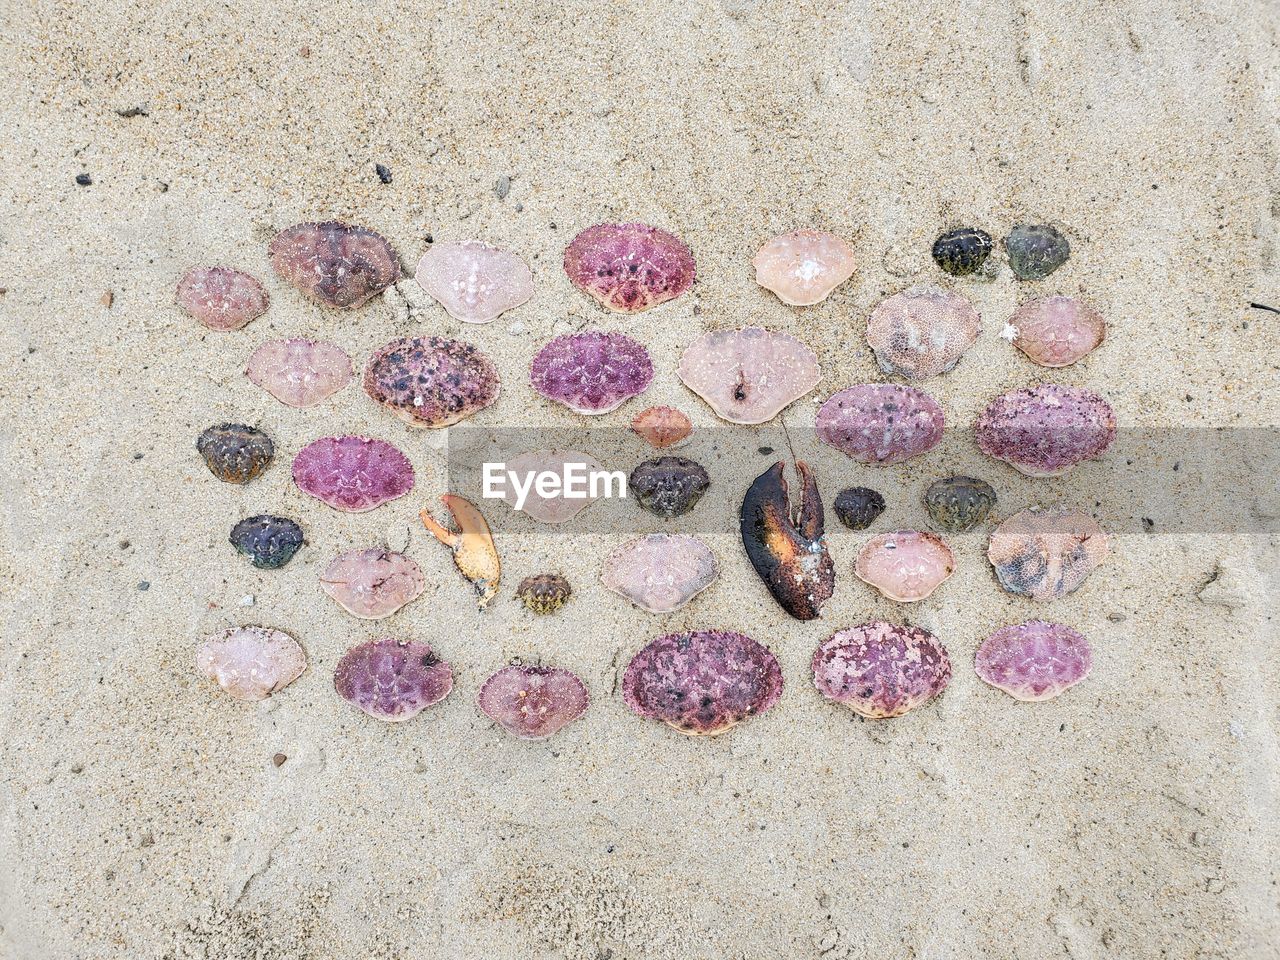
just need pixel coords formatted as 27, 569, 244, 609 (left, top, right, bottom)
177, 267, 269, 331
516, 574, 573, 614
677, 327, 821, 425
478, 665, 589, 739
931, 228, 993, 277
751, 229, 856, 306
975, 385, 1116, 477
563, 222, 695, 313
975, 620, 1093, 701
229, 515, 305, 569
865, 286, 981, 381
1010, 296, 1105, 367
812, 622, 951, 718
623, 630, 783, 736
601, 534, 719, 614
333, 637, 454, 722
320, 549, 426, 619
923, 476, 997, 532
529, 331, 654, 415
629, 457, 711, 519
854, 530, 955, 602
292, 436, 415, 513
987, 507, 1109, 601
631, 405, 692, 449
245, 338, 353, 408
414, 239, 534, 324
268, 220, 400, 309
196, 626, 306, 702
197, 424, 274, 484
816, 384, 945, 465
833, 487, 886, 531
1005, 224, 1071, 281
364, 336, 500, 428
499, 450, 603, 524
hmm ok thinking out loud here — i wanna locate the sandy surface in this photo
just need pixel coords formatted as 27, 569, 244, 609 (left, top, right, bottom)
2, 0, 1279, 957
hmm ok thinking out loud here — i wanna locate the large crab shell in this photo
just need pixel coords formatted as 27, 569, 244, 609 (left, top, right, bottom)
414, 239, 534, 323
975, 385, 1115, 477
987, 507, 1109, 601
751, 229, 856, 306
563, 222, 695, 313
601, 533, 719, 614
268, 220, 400, 309
815, 384, 945, 466
811, 622, 951, 719
853, 530, 956, 602
363, 336, 500, 429
677, 327, 821, 425
975, 620, 1093, 701
865, 286, 981, 381
333, 637, 454, 722
477, 665, 590, 739
195, 626, 306, 702
291, 435, 415, 513
529, 331, 653, 415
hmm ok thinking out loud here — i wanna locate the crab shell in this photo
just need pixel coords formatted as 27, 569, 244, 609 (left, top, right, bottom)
854, 530, 955, 602
195, 626, 306, 702
812, 622, 951, 719
197, 423, 274, 484
333, 637, 454, 722
865, 286, 981, 381
751, 229, 856, 306
816, 384, 945, 466
363, 336, 500, 429
176, 266, 269, 331
563, 222, 695, 313
975, 385, 1115, 477
975, 620, 1093, 701
477, 665, 589, 739
987, 507, 1109, 601
291, 435, 415, 513
268, 220, 400, 309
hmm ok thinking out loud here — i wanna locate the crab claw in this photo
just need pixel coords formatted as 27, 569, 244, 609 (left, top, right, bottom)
420, 494, 501, 609
740, 460, 835, 621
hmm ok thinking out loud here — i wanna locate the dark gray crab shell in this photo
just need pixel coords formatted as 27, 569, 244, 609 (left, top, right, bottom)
629, 456, 711, 518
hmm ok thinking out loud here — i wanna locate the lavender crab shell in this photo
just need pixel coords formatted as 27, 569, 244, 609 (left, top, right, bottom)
268, 220, 400, 309
623, 630, 783, 736
811, 622, 951, 719
414, 239, 534, 324
292, 435, 415, 513
975, 620, 1093, 701
677, 327, 822, 425
601, 533, 719, 614
854, 530, 955, 602
363, 335, 500, 428
245, 338, 353, 408
195, 626, 306, 702
319, 548, 426, 619
477, 665, 590, 739
975, 385, 1116, 477
563, 222, 695, 313
529, 331, 653, 415
816, 384, 945, 465
499, 449, 604, 523
333, 637, 454, 722
176, 266, 269, 331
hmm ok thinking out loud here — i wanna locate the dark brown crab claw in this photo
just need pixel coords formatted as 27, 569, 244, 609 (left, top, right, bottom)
740, 460, 835, 620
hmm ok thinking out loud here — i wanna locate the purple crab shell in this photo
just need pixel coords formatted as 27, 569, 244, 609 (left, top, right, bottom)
176, 267, 269, 331
477, 665, 590, 739
975, 385, 1116, 477
623, 630, 783, 736
333, 637, 454, 722
815, 384, 945, 465
563, 222, 695, 313
363, 336, 500, 428
268, 220, 400, 309
975, 621, 1093, 701
529, 331, 654, 415
291, 435, 415, 513
811, 622, 951, 719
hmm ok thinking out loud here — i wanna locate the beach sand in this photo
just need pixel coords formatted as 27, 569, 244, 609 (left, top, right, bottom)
1, 0, 1278, 957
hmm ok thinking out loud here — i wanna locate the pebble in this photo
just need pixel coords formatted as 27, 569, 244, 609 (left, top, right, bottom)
375, 163, 392, 184
494, 175, 510, 199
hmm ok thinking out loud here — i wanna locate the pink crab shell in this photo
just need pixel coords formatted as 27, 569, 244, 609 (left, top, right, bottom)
319, 549, 426, 619
477, 665, 590, 739
176, 267, 269, 331
414, 239, 534, 324
751, 229, 856, 306
498, 449, 603, 523
601, 533, 719, 614
854, 530, 955, 602
333, 637, 454, 722
987, 507, 1110, 601
291, 435, 415, 513
1009, 296, 1105, 368
816, 384, 945, 465
529, 331, 654, 415
268, 220, 400, 309
623, 630, 783, 736
865, 286, 981, 381
975, 620, 1093, 701
631, 405, 693, 449
563, 222, 695, 313
677, 326, 822, 425
975, 385, 1116, 477
195, 626, 306, 702
811, 622, 951, 719
245, 338, 354, 407
363, 336, 500, 428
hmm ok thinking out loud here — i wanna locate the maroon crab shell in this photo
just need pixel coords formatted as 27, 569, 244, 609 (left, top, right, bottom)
333, 637, 454, 722
363, 336, 500, 428
975, 385, 1116, 477
815, 384, 945, 465
529, 331, 654, 415
291, 435, 415, 512
622, 630, 783, 736
975, 620, 1093, 702
563, 222, 695, 313
477, 665, 590, 740
811, 622, 952, 719
268, 220, 400, 309
176, 266, 269, 331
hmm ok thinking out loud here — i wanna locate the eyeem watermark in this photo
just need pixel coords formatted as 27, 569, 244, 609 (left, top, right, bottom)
482, 461, 628, 511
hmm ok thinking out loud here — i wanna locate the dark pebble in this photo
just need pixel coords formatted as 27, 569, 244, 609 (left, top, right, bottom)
75, 174, 93, 186
375, 163, 392, 184
137, 581, 150, 591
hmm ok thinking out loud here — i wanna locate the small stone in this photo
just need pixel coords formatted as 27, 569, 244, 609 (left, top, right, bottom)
1005, 224, 1071, 280
75, 173, 92, 186
516, 574, 573, 614
494, 175, 511, 199
196, 424, 274, 484
229, 515, 304, 569
375, 163, 392, 184
833, 487, 886, 531
196, 626, 307, 702
923, 476, 997, 532
137, 581, 150, 591
272, 753, 287, 767
629, 456, 711, 518
932, 227, 993, 276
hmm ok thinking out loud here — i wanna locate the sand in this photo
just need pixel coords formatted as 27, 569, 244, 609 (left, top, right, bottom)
2, 0, 1278, 957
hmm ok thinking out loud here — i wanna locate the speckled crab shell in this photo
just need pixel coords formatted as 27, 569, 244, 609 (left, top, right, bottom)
176, 267, 269, 331
631, 405, 693, 449
291, 435, 415, 513
197, 423, 274, 484
751, 229, 856, 306
975, 385, 1115, 477
563, 222, 695, 313
975, 620, 1093, 701
623, 630, 783, 736
477, 665, 590, 739
363, 336, 500, 428
677, 327, 822, 425
811, 622, 951, 719
816, 384, 945, 465
268, 220, 400, 309
333, 637, 454, 722
529, 331, 653, 415
987, 507, 1109, 601
854, 530, 955, 602
865, 286, 981, 381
